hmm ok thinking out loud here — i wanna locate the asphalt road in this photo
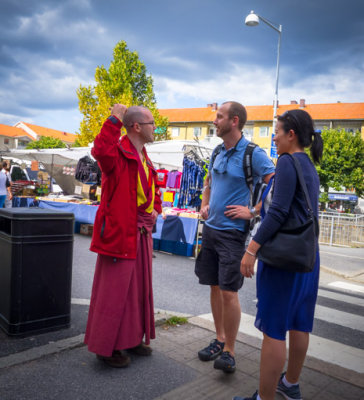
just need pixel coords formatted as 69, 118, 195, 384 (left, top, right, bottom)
72, 234, 364, 351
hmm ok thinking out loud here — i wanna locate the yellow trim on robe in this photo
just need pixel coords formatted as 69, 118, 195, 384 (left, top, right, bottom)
137, 158, 155, 213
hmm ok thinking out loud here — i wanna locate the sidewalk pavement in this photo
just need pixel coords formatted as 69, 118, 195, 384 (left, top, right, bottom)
0, 309, 363, 400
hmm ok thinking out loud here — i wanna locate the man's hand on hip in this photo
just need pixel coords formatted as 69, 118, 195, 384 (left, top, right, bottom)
224, 205, 251, 220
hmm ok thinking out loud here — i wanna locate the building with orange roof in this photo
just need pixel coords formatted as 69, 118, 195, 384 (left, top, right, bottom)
159, 100, 364, 155
0, 122, 77, 150
0, 124, 33, 150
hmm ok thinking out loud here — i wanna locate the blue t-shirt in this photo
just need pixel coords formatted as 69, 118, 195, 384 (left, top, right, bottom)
206, 136, 275, 231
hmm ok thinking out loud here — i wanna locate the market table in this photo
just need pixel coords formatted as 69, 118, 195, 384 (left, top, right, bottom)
12, 197, 199, 256
152, 215, 199, 257
12, 197, 98, 230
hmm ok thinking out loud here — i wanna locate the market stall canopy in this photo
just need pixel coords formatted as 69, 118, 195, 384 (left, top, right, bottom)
1, 138, 220, 194
1, 147, 91, 195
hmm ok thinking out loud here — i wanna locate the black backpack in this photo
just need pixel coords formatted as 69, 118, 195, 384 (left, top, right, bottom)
75, 156, 102, 185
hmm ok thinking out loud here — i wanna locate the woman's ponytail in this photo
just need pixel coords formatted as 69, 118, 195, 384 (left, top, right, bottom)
310, 131, 323, 164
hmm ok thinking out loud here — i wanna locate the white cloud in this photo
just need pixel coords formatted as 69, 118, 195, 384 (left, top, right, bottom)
154, 62, 364, 108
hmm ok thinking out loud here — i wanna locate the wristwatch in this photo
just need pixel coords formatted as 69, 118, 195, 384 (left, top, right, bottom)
249, 207, 258, 218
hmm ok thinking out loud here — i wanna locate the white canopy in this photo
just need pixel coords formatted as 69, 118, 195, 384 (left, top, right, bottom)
1, 138, 221, 194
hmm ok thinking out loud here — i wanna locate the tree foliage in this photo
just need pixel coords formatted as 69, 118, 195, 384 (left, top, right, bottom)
315, 129, 364, 198
26, 136, 66, 149
77, 41, 169, 145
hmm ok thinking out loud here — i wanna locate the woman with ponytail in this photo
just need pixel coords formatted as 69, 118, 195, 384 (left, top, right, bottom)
234, 109, 323, 400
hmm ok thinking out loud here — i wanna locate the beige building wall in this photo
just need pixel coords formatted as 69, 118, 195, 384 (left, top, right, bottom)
251, 122, 273, 152
168, 123, 211, 141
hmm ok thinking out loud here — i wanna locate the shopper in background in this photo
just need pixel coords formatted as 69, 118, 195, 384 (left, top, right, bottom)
0, 161, 12, 208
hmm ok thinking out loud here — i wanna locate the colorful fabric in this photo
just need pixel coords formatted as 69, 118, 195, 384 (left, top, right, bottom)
177, 157, 206, 208
166, 171, 182, 188
156, 169, 168, 188
85, 211, 155, 356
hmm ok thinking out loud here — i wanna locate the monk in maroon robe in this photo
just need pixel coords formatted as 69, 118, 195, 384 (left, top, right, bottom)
84, 104, 162, 367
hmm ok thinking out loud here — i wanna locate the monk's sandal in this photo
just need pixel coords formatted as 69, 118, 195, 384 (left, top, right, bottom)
96, 350, 130, 368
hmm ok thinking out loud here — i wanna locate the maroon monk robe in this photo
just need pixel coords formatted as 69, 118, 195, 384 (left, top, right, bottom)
84, 211, 155, 357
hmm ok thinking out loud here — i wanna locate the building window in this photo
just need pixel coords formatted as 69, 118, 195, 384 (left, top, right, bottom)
259, 127, 269, 137
207, 127, 216, 137
4, 138, 9, 145
244, 126, 253, 141
193, 127, 201, 137
18, 140, 29, 148
172, 127, 180, 137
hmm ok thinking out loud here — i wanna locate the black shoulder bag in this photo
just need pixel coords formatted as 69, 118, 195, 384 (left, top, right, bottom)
257, 154, 319, 273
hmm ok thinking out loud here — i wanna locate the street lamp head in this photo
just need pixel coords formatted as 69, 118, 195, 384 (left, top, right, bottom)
245, 10, 259, 27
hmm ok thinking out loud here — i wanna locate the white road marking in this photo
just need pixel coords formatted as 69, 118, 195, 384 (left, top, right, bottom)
318, 288, 364, 307
320, 251, 364, 260
197, 312, 364, 373
314, 305, 364, 331
328, 281, 364, 294
71, 298, 90, 305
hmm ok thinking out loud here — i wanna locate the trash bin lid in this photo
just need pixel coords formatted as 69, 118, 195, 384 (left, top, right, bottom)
0, 208, 75, 220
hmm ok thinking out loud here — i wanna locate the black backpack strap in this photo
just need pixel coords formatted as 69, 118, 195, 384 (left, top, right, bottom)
208, 144, 223, 188
243, 142, 258, 205
210, 144, 223, 169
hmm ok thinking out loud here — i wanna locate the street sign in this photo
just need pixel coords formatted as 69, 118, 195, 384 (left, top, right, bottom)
270, 134, 278, 158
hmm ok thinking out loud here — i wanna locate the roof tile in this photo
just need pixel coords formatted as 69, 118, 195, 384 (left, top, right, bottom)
159, 103, 364, 122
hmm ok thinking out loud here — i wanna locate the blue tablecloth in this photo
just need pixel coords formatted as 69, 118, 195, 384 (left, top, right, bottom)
12, 198, 199, 256
152, 215, 198, 257
38, 200, 98, 224
12, 197, 98, 225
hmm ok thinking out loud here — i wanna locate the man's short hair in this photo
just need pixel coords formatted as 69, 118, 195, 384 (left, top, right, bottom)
223, 101, 247, 130
122, 106, 149, 130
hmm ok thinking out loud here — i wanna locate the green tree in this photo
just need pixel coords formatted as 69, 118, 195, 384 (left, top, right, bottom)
316, 128, 364, 198
26, 136, 66, 149
77, 41, 169, 145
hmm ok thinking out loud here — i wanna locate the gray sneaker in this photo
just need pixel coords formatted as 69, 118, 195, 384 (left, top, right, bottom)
276, 372, 302, 400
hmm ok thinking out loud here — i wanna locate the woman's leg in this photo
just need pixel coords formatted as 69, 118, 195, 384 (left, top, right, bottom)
285, 330, 309, 383
259, 334, 286, 400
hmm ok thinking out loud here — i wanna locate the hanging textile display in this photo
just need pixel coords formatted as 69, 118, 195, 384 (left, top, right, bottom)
177, 151, 207, 209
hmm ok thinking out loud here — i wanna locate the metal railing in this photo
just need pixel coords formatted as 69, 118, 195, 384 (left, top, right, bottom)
318, 212, 364, 247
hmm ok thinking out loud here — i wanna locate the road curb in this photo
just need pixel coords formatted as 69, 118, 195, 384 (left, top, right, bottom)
0, 309, 191, 370
188, 316, 364, 389
320, 264, 364, 283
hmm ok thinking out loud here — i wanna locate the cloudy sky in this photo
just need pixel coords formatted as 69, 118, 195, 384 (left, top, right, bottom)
1, 0, 363, 134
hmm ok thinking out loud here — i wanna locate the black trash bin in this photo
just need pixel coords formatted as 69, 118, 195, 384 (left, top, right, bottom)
0, 208, 74, 336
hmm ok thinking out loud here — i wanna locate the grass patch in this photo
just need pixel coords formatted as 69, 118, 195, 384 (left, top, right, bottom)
165, 316, 188, 326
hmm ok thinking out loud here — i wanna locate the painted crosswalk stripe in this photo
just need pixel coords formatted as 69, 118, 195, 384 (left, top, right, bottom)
318, 287, 364, 307
314, 304, 364, 331
71, 298, 90, 305
328, 281, 364, 294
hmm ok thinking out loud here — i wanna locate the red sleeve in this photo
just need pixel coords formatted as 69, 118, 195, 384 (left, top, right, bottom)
154, 179, 162, 214
91, 116, 123, 175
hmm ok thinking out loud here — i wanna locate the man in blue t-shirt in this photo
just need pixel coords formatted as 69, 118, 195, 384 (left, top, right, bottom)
195, 101, 275, 373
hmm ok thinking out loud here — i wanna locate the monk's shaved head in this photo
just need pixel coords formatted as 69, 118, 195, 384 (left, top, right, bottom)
123, 106, 149, 130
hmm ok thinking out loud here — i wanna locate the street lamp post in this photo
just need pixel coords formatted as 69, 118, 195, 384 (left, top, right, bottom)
245, 10, 282, 139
